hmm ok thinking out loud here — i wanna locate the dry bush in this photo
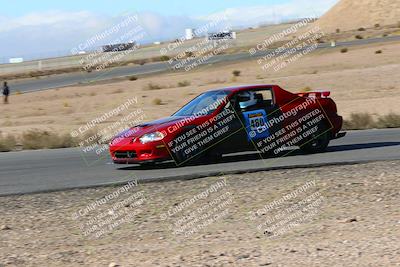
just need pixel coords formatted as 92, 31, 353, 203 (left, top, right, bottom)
375, 50, 383, 54
232, 70, 241, 77
144, 83, 165, 91
343, 113, 375, 130
205, 79, 226, 85
355, 35, 364, 39
129, 76, 138, 81
340, 48, 348, 53
135, 60, 146, 65
177, 80, 191, 87
185, 51, 194, 57
110, 88, 124, 94
375, 23, 380, 28
358, 27, 366, 31
299, 86, 312, 93
160, 55, 170, 61
377, 113, 400, 128
152, 98, 162, 105
0, 134, 17, 152
21, 130, 78, 150
336, 28, 341, 33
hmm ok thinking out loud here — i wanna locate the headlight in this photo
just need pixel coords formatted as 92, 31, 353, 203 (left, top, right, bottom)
139, 131, 165, 144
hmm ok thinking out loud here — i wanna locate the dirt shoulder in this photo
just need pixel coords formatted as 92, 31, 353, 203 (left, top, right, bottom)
0, 160, 399, 266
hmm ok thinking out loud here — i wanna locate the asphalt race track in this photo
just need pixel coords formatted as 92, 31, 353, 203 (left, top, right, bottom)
0, 128, 399, 196
9, 36, 400, 94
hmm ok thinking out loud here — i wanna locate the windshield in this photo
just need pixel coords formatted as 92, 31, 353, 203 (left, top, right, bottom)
173, 90, 228, 117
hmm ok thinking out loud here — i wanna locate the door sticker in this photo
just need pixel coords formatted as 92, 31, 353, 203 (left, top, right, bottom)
243, 109, 270, 140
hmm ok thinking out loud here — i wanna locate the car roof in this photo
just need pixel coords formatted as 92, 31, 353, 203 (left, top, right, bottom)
209, 84, 277, 94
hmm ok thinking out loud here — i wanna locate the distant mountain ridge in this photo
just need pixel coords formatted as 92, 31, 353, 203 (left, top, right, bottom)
316, 0, 400, 32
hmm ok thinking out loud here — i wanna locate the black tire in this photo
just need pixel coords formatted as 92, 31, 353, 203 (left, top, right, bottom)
300, 124, 330, 154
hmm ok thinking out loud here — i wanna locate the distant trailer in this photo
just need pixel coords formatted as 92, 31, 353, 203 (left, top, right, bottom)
9, 57, 24, 63
207, 31, 236, 41
102, 42, 136, 52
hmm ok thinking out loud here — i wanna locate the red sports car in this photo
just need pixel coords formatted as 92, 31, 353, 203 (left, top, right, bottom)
109, 85, 345, 166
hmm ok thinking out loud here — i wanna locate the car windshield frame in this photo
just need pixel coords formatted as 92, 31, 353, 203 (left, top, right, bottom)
172, 90, 229, 117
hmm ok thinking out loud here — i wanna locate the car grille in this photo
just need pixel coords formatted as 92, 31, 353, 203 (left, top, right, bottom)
114, 151, 137, 159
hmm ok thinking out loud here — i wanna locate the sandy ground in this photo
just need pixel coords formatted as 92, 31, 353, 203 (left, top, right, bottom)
1, 41, 400, 139
315, 0, 400, 33
0, 160, 399, 266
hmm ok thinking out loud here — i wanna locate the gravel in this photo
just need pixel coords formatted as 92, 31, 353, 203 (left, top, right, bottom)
0, 160, 399, 266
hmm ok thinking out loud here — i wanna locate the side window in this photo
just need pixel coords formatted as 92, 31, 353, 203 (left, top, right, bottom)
229, 88, 274, 113
253, 88, 273, 107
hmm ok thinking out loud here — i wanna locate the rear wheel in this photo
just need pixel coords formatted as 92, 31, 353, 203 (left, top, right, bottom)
300, 124, 330, 154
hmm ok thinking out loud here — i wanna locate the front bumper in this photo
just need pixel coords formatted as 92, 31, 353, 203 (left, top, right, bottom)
110, 141, 171, 164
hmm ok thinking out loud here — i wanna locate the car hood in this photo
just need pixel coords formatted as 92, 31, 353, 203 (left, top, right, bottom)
114, 116, 190, 139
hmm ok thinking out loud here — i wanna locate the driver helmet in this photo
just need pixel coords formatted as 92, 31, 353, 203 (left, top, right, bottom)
238, 91, 257, 109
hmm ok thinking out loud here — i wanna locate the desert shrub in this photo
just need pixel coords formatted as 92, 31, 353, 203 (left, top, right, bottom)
160, 55, 170, 61
144, 83, 164, 90
375, 23, 380, 28
232, 70, 241, 77
382, 33, 389, 37
340, 48, 348, 53
205, 79, 226, 85
355, 35, 364, 39
89, 92, 96, 96
300, 86, 312, 93
152, 98, 162, 105
185, 51, 194, 57
129, 76, 138, 81
336, 28, 341, 33
111, 88, 124, 94
136, 59, 146, 65
63, 102, 70, 107
177, 80, 191, 87
376, 113, 400, 128
375, 50, 383, 54
21, 130, 78, 150
0, 135, 17, 152
358, 27, 366, 31
343, 113, 375, 130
